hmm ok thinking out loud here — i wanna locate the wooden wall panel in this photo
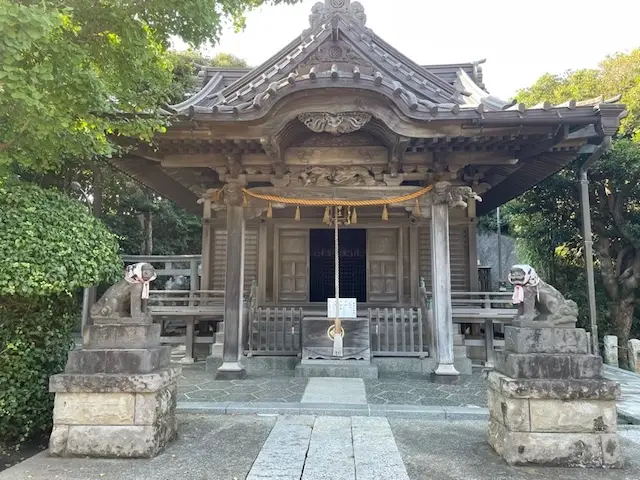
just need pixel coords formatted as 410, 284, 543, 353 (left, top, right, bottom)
211, 227, 258, 294
418, 224, 470, 292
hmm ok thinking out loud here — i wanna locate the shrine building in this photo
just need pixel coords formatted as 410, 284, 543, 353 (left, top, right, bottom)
112, 0, 624, 379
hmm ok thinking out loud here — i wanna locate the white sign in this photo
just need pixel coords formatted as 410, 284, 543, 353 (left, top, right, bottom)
327, 298, 357, 318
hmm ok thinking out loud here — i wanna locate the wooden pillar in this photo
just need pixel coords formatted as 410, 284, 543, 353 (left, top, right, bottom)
467, 198, 479, 291
216, 185, 246, 379
430, 202, 459, 380
200, 198, 213, 291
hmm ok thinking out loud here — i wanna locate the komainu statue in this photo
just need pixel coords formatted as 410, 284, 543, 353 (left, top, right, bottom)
91, 263, 157, 320
508, 264, 578, 328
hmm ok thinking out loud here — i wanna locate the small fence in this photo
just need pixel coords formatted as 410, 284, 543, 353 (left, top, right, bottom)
369, 308, 426, 357
247, 307, 304, 356
246, 306, 428, 357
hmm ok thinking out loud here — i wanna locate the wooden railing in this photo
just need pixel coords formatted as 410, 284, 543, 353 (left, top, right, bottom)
247, 306, 304, 356
418, 281, 517, 366
369, 308, 426, 357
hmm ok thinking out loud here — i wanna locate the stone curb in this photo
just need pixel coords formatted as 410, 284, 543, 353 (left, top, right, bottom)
177, 401, 489, 420
618, 408, 640, 425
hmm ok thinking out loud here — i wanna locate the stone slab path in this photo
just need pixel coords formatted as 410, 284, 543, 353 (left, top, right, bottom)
246, 416, 409, 480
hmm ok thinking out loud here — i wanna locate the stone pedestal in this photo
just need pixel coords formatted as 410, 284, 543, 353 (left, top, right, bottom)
49, 317, 180, 458
486, 326, 622, 468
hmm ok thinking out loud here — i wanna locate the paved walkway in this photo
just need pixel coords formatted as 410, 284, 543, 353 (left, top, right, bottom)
605, 365, 640, 424
178, 363, 487, 407
4, 415, 640, 480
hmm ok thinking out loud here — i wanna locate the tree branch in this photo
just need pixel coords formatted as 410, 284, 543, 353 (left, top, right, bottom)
611, 183, 640, 249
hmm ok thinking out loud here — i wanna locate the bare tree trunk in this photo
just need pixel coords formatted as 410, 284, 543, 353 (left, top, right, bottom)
138, 211, 153, 255
90, 162, 103, 218
613, 298, 635, 369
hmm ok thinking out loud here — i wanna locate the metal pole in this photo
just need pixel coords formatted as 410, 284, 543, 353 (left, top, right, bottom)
71, 181, 94, 339
497, 206, 503, 281
578, 136, 611, 355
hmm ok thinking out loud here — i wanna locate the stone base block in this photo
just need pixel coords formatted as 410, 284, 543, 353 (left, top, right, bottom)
504, 326, 589, 355
65, 346, 171, 374
494, 351, 602, 379
83, 323, 161, 350
430, 372, 460, 384
488, 417, 622, 468
485, 370, 622, 468
49, 368, 179, 458
92, 315, 152, 325
215, 361, 246, 380
485, 370, 620, 401
295, 359, 379, 379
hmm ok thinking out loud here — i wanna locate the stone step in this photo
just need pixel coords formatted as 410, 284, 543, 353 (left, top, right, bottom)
301, 377, 367, 404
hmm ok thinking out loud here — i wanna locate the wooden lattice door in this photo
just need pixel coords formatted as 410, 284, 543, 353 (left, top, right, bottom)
276, 228, 309, 302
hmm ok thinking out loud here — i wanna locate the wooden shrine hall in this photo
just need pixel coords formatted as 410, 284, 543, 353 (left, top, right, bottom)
112, 0, 625, 379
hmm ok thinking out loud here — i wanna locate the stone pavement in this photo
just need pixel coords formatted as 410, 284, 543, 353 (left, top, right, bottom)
4, 415, 640, 480
178, 363, 487, 407
605, 365, 640, 424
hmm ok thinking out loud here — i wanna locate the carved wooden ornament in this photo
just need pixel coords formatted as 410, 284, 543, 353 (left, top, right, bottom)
298, 112, 372, 135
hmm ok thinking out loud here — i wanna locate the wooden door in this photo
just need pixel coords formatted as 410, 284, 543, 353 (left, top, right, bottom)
276, 228, 309, 302
367, 228, 399, 302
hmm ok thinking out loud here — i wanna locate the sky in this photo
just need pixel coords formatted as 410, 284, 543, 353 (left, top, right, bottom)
176, 0, 639, 99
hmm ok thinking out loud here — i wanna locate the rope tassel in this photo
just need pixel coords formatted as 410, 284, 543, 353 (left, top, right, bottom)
295, 205, 301, 221
351, 207, 357, 224
267, 203, 273, 218
332, 211, 343, 358
382, 204, 389, 221
413, 198, 420, 216
323, 207, 331, 224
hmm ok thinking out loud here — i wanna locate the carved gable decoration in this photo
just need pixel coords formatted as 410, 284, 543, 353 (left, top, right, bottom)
305, 0, 370, 35
298, 112, 371, 135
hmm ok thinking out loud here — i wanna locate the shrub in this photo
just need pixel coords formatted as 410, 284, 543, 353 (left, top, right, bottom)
0, 179, 122, 443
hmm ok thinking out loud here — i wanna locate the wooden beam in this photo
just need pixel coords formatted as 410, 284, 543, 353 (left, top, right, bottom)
109, 156, 201, 214
517, 125, 568, 160
389, 136, 411, 177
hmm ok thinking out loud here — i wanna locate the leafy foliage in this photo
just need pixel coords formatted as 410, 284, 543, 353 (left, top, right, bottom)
0, 180, 122, 442
506, 50, 640, 355
515, 49, 640, 140
0, 296, 76, 443
0, 178, 122, 296
0, 0, 296, 170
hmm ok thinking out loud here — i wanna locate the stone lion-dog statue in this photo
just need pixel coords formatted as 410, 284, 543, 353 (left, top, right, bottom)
91, 262, 157, 320
508, 264, 578, 328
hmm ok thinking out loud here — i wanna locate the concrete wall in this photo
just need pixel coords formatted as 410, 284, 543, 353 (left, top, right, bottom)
476, 232, 518, 289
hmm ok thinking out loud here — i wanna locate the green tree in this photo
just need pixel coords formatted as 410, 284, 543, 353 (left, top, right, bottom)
0, 178, 121, 442
0, 0, 295, 171
507, 49, 640, 361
